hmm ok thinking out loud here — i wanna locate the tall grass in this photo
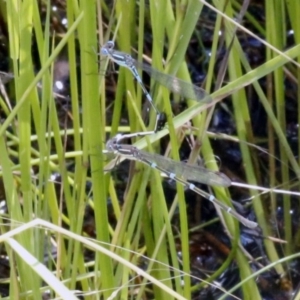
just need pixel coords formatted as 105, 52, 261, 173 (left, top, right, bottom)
0, 0, 299, 299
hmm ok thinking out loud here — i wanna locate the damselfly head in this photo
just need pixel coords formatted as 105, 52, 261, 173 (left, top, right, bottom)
100, 40, 115, 56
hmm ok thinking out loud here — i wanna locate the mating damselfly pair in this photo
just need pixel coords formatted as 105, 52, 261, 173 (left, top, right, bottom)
100, 40, 258, 229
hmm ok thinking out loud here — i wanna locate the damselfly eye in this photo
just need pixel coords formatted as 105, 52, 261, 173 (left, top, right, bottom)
101, 49, 109, 55
106, 41, 114, 49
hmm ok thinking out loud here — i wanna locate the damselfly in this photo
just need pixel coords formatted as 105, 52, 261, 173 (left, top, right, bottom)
106, 133, 258, 229
100, 41, 212, 132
